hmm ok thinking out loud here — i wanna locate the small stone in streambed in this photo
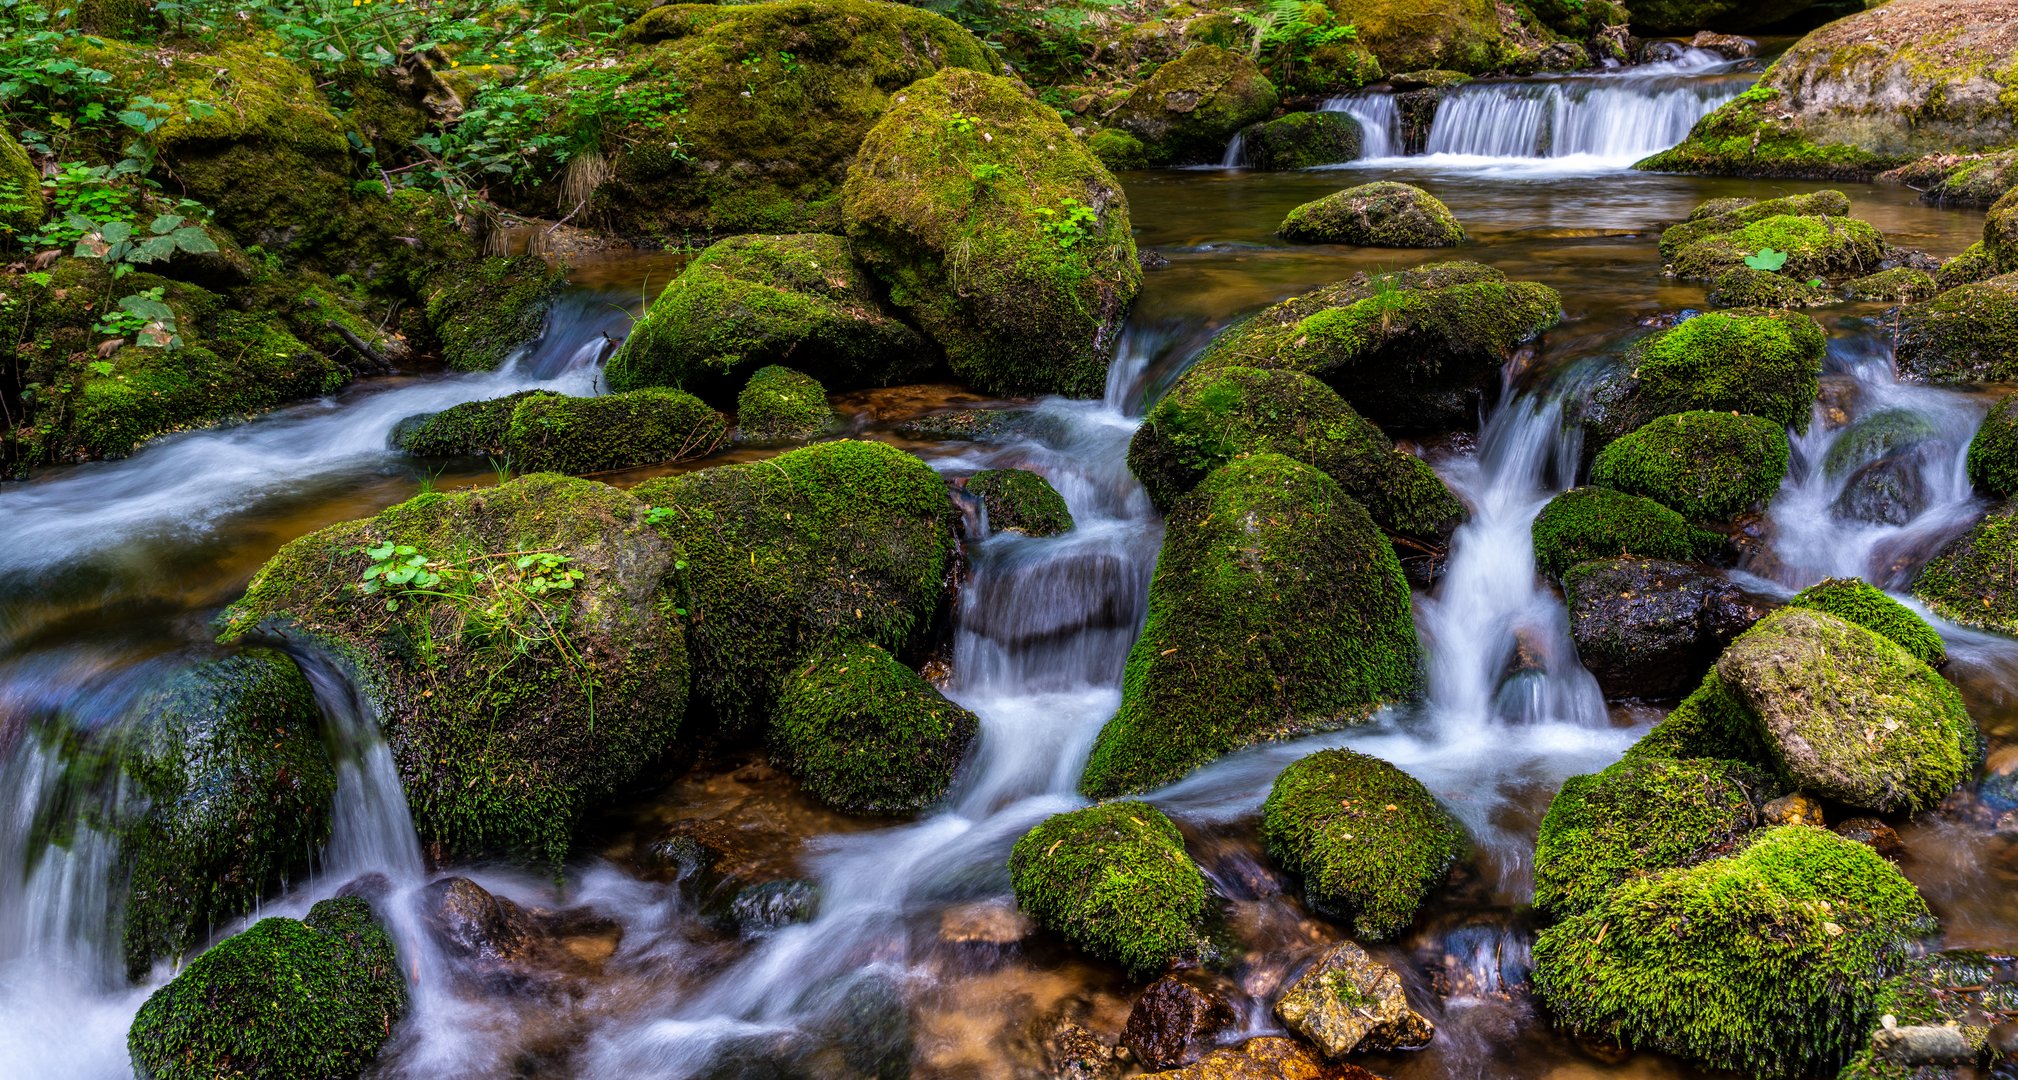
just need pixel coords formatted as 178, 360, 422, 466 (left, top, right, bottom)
1762, 791, 1827, 828
1274, 941, 1433, 1057
1141, 1036, 1386, 1078
1047, 1021, 1121, 1080
648, 818, 743, 880
730, 879, 820, 933
1833, 817, 1906, 859
421, 876, 535, 965
937, 898, 1033, 947
1832, 452, 1930, 526
1278, 182, 1465, 247
1123, 976, 1238, 1069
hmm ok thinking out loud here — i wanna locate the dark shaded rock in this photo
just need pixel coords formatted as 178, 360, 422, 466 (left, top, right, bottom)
1563, 557, 1761, 699
1123, 976, 1238, 1069
1833, 452, 1931, 526
1833, 817, 1906, 859
420, 876, 534, 966
730, 879, 820, 933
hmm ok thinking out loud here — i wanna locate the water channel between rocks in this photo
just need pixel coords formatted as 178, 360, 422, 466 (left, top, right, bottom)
0, 57, 2012, 1080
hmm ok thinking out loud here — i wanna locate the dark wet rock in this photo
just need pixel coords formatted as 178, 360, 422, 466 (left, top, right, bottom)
1139, 249, 1172, 271
1141, 1035, 1385, 1078
1687, 31, 1757, 59
812, 971, 914, 1079
1274, 941, 1433, 1057
1563, 558, 1761, 700
1761, 791, 1827, 827
1047, 1021, 1121, 1080
1123, 976, 1238, 1069
1833, 817, 1906, 859
649, 818, 744, 880
416, 876, 619, 996
1241, 112, 1363, 171
1833, 452, 1931, 526
730, 879, 821, 934
420, 876, 535, 966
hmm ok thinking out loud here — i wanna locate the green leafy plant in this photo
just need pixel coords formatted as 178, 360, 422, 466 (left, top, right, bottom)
92, 286, 181, 348
72, 212, 218, 277
1744, 247, 1790, 272
1234, 0, 1358, 89
1035, 197, 1099, 250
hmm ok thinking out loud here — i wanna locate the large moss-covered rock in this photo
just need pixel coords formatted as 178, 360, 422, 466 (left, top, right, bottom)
504, 388, 727, 474
967, 468, 1073, 537
843, 68, 1140, 397
1842, 267, 1938, 303
604, 234, 928, 401
1915, 500, 2018, 637
1278, 181, 1465, 247
1532, 488, 1724, 580
1636, 1, 2018, 180
1987, 186, 2018, 272
544, 0, 1002, 239
1657, 191, 1851, 258
219, 474, 689, 865
423, 255, 566, 372
1107, 46, 1278, 166
1239, 111, 1363, 171
1126, 365, 1462, 543
1968, 392, 2018, 498
634, 439, 955, 728
1532, 826, 1934, 1079
1894, 273, 2018, 383
1563, 557, 1757, 700
111, 650, 334, 981
1590, 411, 1789, 521
1342, 0, 1512, 74
1260, 748, 1464, 940
1937, 241, 2000, 289
1667, 215, 1888, 283
1629, 669, 1777, 767
1533, 755, 1771, 921
736, 365, 834, 443
128, 896, 407, 1080
393, 390, 558, 458
1008, 801, 1209, 979
1186, 262, 1560, 431
0, 129, 43, 231
1788, 577, 1946, 669
1079, 455, 1419, 797
1585, 309, 1825, 441
770, 639, 978, 814
1715, 608, 1976, 814
1706, 266, 1834, 309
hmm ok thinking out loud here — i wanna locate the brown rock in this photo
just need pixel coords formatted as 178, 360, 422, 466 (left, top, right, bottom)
938, 899, 1034, 946
1833, 816, 1906, 859
1143, 1036, 1386, 1078
1124, 976, 1238, 1069
1761, 791, 1826, 828
1047, 1021, 1121, 1080
1687, 31, 1757, 58
1273, 941, 1434, 1058
421, 876, 535, 964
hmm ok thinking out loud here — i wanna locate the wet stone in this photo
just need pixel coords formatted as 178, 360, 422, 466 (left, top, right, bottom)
729, 878, 821, 933
1833, 817, 1907, 859
938, 898, 1034, 947
1832, 453, 1930, 526
421, 876, 535, 965
1762, 792, 1827, 828
1046, 1021, 1121, 1080
1564, 558, 1760, 699
1123, 975, 1238, 1069
1273, 941, 1434, 1058
1142, 1036, 1386, 1078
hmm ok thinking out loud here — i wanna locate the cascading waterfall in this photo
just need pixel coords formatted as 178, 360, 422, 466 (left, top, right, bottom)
1318, 91, 1402, 158
1218, 129, 1248, 168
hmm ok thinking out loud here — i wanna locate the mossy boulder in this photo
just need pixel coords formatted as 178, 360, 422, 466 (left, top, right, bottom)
1278, 181, 1465, 247
843, 68, 1140, 398
111, 650, 335, 981
770, 639, 978, 814
1585, 309, 1825, 442
1533, 755, 1771, 921
544, 0, 1002, 239
504, 388, 727, 474
1715, 608, 1975, 814
604, 234, 928, 402
1532, 826, 1934, 1078
1341, 0, 1511, 74
1079, 455, 1419, 797
1837, 950, 2018, 1080
1563, 558, 1757, 700
0, 129, 43, 231
219, 474, 690, 865
1657, 191, 1852, 258
1126, 365, 1462, 543
128, 896, 407, 1080
1823, 409, 1938, 478
1915, 500, 2018, 638
1186, 262, 1560, 431
1987, 186, 2018, 273
1622, 0, 1821, 33
1937, 242, 2000, 289
1106, 45, 1279, 166
1969, 393, 2018, 498
736, 365, 833, 443
392, 390, 558, 458
423, 255, 565, 372
1843, 267, 1938, 303
1260, 748, 1464, 940
1590, 411, 1789, 521
1531, 488, 1724, 580
1629, 669, 1776, 767
1007, 801, 1209, 979
1667, 215, 1888, 284
1894, 273, 2018, 383
634, 439, 956, 728
1087, 128, 1151, 170
966, 468, 1073, 537
1706, 267, 1834, 309
1788, 577, 1946, 669
1638, 0, 2018, 180
1239, 112, 1363, 171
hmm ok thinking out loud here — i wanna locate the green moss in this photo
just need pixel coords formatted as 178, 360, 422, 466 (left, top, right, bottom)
1915, 499, 2018, 637
0, 129, 42, 232
424, 256, 565, 372
1187, 262, 1560, 431
1279, 181, 1465, 247
1079, 455, 1419, 797
392, 391, 557, 458
634, 439, 955, 729
967, 468, 1073, 537
1260, 748, 1464, 940
1628, 671, 1776, 766
1657, 191, 1853, 258
1789, 577, 1946, 668
1126, 365, 1462, 543
734, 365, 833, 443
1823, 409, 1937, 477
1842, 267, 1938, 303
219, 474, 690, 865
1590, 411, 1790, 521
1609, 309, 1825, 435
1667, 214, 1888, 284
1341, 0, 1508, 74
128, 896, 407, 1080
843, 68, 1140, 397
1988, 187, 2018, 273
1838, 951, 2018, 1080
606, 234, 928, 402
1707, 267, 1834, 309
1531, 826, 1935, 1079
1107, 45, 1278, 165
1533, 756, 1772, 922
1086, 128, 1151, 170
113, 650, 334, 981
1241, 112, 1363, 171
504, 388, 726, 474
1968, 392, 2018, 499
1634, 86, 1899, 181
1936, 241, 1999, 289
1007, 801, 1208, 979
770, 638, 978, 814
1894, 273, 2018, 383
1531, 488, 1724, 580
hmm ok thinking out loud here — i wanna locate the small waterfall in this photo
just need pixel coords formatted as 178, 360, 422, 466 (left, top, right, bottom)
1218, 129, 1248, 168
1422, 70, 1747, 162
1320, 92, 1402, 158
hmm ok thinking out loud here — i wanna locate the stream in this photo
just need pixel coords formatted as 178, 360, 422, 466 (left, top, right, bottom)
1, 53, 2014, 1080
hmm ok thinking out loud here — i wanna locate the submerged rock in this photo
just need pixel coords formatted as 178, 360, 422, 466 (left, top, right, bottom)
1007, 801, 1209, 979
729, 879, 821, 933
1278, 182, 1465, 247
1832, 452, 1931, 527
1274, 940, 1434, 1056
1047, 1022, 1122, 1080
1123, 976, 1237, 1069
966, 468, 1074, 537
769, 639, 978, 815
1562, 557, 1758, 699
1261, 748, 1464, 940
1107, 45, 1279, 166
1078, 457, 1419, 797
